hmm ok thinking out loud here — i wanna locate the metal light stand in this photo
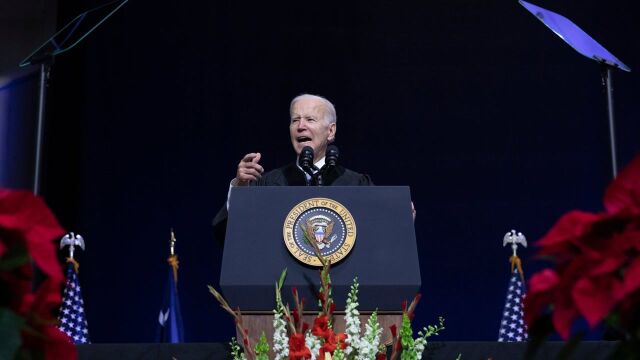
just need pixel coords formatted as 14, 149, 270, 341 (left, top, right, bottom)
33, 62, 52, 195
602, 65, 618, 177
520, 0, 631, 179
20, 0, 129, 195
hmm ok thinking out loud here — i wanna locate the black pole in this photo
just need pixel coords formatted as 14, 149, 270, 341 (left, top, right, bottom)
602, 65, 618, 178
33, 62, 51, 195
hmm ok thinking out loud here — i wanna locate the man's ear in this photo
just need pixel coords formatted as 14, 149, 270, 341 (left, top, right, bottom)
328, 123, 336, 142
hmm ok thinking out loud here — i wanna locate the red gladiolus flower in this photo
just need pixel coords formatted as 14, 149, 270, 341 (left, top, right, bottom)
288, 333, 311, 360
390, 324, 397, 338
312, 315, 331, 339
318, 330, 347, 359
318, 292, 326, 303
376, 352, 387, 360
293, 308, 300, 325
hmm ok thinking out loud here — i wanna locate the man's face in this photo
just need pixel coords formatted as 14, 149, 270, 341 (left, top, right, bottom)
289, 98, 336, 161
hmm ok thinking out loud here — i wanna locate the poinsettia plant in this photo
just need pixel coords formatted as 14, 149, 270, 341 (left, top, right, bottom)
209, 239, 445, 360
525, 155, 640, 357
0, 189, 77, 360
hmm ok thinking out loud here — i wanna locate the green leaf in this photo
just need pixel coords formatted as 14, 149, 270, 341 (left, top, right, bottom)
278, 268, 287, 289
333, 337, 345, 360
400, 313, 416, 360
0, 308, 25, 360
299, 223, 312, 245
0, 246, 30, 271
255, 332, 270, 360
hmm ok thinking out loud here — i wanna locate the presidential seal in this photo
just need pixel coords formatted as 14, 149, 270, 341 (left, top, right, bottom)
283, 198, 356, 266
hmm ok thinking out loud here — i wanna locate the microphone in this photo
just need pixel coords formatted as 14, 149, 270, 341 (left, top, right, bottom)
326, 145, 339, 167
298, 146, 316, 185
298, 146, 314, 170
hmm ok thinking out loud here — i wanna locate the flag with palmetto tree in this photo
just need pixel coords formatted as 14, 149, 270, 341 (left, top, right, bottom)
156, 229, 184, 343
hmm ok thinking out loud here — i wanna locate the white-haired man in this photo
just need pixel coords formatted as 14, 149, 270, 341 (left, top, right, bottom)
213, 94, 373, 241
233, 93, 372, 186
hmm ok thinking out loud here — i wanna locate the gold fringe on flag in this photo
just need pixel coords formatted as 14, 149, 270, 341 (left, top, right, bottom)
168, 255, 179, 283
509, 255, 525, 283
66, 257, 80, 273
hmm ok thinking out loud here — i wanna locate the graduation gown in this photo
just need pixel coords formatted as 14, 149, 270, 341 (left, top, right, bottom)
212, 163, 372, 243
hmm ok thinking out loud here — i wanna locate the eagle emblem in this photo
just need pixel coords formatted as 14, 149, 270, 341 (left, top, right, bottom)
283, 197, 356, 266
300, 215, 336, 249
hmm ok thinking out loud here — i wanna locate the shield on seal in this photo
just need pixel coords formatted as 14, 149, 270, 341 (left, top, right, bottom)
314, 224, 326, 242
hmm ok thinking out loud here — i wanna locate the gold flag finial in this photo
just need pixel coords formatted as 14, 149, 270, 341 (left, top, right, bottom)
168, 229, 179, 283
503, 229, 527, 281
170, 228, 176, 256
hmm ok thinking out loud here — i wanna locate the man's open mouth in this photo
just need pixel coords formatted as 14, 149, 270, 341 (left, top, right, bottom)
296, 136, 312, 143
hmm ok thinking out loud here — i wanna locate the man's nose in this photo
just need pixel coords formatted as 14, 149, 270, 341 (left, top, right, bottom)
295, 119, 308, 131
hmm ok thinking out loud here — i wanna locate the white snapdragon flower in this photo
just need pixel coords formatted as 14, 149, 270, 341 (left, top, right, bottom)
414, 337, 427, 360
305, 331, 321, 360
272, 310, 289, 360
356, 312, 382, 360
344, 279, 362, 356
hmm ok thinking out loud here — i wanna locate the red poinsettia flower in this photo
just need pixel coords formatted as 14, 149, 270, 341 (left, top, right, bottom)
622, 257, 640, 297
288, 333, 311, 360
524, 269, 559, 323
604, 155, 640, 215
536, 210, 604, 259
0, 189, 76, 359
572, 272, 624, 327
526, 155, 640, 340
525, 268, 581, 339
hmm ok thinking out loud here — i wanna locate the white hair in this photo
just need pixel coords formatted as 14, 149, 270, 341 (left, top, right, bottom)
289, 94, 337, 124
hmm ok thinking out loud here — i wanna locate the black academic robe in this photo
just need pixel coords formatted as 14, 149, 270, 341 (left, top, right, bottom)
212, 163, 372, 243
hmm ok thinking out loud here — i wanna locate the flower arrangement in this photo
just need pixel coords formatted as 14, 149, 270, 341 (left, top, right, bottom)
209, 242, 445, 360
0, 190, 77, 359
525, 155, 640, 357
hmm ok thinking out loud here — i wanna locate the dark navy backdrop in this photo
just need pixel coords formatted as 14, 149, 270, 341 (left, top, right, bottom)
39, 0, 639, 342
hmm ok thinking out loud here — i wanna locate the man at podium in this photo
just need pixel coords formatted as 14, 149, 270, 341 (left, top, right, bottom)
234, 93, 373, 187
215, 94, 421, 316
213, 94, 374, 241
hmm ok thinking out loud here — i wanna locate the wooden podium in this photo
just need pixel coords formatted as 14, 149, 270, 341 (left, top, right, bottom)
220, 186, 421, 348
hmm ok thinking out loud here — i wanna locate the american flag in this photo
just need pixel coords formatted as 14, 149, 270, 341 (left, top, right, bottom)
58, 262, 91, 344
498, 268, 528, 342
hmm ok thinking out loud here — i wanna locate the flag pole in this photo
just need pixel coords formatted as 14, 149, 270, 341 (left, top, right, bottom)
58, 232, 91, 343
498, 229, 529, 342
